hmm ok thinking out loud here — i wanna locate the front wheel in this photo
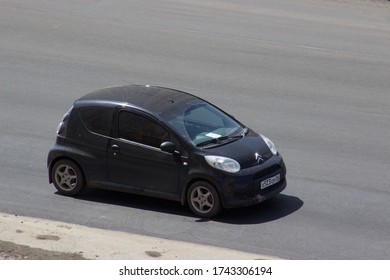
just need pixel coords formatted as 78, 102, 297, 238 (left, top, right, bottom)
51, 159, 85, 196
187, 181, 222, 218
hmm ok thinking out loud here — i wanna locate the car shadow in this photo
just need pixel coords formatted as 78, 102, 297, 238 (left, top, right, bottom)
211, 194, 303, 225
62, 189, 194, 217
57, 190, 303, 224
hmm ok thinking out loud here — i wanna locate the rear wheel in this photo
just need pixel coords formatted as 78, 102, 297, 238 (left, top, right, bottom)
187, 181, 222, 218
52, 159, 85, 196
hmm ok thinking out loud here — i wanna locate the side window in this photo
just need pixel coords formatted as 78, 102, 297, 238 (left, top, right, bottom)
79, 107, 114, 136
118, 111, 170, 148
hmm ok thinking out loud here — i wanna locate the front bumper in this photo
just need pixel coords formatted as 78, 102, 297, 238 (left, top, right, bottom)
217, 155, 287, 209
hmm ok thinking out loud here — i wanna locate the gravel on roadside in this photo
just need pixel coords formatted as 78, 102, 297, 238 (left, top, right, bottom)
0, 240, 85, 260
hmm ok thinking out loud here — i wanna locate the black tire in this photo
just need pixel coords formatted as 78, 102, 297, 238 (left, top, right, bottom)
187, 181, 222, 218
51, 159, 85, 196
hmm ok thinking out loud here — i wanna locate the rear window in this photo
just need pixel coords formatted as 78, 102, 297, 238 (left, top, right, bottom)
79, 107, 114, 136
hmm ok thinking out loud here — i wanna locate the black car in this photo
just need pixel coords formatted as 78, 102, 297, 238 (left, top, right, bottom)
47, 85, 286, 217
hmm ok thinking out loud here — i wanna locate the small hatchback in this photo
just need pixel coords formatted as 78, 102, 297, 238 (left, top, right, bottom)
47, 85, 286, 217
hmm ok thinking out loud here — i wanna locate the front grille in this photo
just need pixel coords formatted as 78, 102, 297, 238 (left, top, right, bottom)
253, 164, 281, 180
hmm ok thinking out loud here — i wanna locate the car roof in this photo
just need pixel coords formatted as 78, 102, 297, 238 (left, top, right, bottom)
77, 85, 200, 114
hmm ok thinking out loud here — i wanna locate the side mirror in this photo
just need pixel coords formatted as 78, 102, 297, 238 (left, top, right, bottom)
160, 141, 176, 154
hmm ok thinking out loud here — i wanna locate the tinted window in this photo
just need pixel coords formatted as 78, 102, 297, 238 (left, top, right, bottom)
118, 111, 170, 148
79, 107, 114, 136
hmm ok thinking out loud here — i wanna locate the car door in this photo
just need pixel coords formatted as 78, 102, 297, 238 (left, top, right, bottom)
106, 109, 182, 198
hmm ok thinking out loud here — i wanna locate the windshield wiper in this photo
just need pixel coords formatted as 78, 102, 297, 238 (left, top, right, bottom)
235, 127, 248, 138
196, 128, 248, 148
196, 137, 222, 147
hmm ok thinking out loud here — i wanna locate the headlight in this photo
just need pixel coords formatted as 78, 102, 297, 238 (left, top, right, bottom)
205, 155, 240, 173
261, 135, 278, 155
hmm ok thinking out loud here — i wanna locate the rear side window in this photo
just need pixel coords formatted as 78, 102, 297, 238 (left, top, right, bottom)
79, 107, 114, 136
118, 111, 170, 148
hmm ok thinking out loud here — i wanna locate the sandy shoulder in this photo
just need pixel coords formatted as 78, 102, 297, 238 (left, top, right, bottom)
0, 213, 276, 260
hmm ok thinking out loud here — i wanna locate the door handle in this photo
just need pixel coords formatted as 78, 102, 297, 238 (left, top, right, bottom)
111, 144, 119, 155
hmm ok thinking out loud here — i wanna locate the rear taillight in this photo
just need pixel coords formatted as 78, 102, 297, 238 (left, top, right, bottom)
57, 106, 73, 137
56, 121, 65, 135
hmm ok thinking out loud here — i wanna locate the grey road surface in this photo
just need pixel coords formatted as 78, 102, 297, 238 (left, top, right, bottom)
1, 0, 389, 259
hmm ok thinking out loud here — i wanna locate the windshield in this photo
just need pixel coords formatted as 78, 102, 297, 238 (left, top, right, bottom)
162, 101, 244, 147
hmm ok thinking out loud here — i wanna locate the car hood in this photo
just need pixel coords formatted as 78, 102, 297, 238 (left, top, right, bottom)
203, 131, 273, 169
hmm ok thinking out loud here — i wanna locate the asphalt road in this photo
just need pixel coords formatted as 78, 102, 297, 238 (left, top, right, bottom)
1, 0, 389, 259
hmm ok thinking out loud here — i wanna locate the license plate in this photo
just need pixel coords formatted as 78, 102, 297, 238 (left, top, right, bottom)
260, 174, 281, 190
